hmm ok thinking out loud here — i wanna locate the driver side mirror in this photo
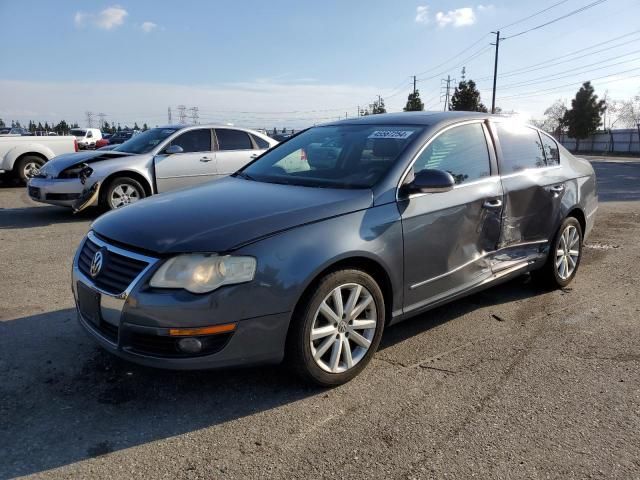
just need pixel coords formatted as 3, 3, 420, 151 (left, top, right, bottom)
164, 144, 184, 155
402, 169, 455, 195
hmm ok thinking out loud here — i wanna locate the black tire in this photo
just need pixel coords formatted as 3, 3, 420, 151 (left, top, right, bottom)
14, 155, 45, 184
286, 269, 386, 387
100, 176, 146, 210
533, 216, 583, 289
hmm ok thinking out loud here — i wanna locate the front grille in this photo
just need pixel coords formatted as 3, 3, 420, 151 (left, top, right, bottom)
126, 332, 232, 358
96, 320, 119, 343
78, 237, 149, 295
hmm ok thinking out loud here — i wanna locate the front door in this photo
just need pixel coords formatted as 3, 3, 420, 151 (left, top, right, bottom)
491, 122, 566, 267
214, 128, 263, 177
154, 128, 216, 192
399, 122, 503, 314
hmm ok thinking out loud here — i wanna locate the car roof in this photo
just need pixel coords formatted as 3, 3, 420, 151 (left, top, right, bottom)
323, 111, 493, 127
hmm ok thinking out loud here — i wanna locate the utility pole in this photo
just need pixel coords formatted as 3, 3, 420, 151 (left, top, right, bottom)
413, 76, 417, 95
177, 105, 187, 124
167, 107, 172, 124
490, 30, 503, 114
85, 111, 94, 128
357, 105, 360, 117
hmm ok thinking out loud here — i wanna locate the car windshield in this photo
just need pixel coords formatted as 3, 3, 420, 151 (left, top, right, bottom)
70, 129, 86, 137
240, 124, 423, 188
113, 128, 178, 154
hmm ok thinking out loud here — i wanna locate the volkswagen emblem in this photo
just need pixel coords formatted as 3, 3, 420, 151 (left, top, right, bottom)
90, 250, 104, 278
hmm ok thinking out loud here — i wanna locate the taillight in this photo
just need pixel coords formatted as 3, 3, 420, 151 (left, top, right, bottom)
74, 139, 78, 152
301, 148, 307, 161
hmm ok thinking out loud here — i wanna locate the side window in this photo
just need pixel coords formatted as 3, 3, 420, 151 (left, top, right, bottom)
412, 123, 491, 185
171, 129, 212, 153
495, 124, 546, 173
540, 133, 560, 166
216, 129, 253, 150
251, 133, 270, 150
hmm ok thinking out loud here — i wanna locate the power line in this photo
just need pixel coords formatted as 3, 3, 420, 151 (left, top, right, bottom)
475, 32, 640, 81
503, 0, 608, 40
497, 0, 570, 31
416, 45, 493, 82
414, 34, 491, 77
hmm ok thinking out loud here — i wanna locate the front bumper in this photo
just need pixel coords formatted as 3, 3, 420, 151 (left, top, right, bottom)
28, 177, 92, 207
72, 233, 290, 370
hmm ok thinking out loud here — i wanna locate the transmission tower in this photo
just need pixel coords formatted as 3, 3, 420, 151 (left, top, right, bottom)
97, 112, 106, 129
177, 105, 187, 124
189, 106, 199, 125
167, 107, 172, 124
440, 76, 455, 111
85, 111, 94, 128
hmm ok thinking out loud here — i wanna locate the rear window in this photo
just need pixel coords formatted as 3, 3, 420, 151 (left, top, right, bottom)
70, 129, 86, 137
216, 129, 253, 150
540, 133, 560, 166
251, 134, 270, 150
495, 123, 546, 173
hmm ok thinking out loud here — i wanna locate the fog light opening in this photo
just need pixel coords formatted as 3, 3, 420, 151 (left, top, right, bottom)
177, 337, 203, 354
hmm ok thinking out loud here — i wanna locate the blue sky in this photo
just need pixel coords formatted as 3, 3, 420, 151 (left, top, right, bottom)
1, 0, 639, 128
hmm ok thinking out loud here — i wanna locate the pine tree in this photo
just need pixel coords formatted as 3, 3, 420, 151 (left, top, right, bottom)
142, 123, 148, 131
404, 90, 424, 112
0, 118, 5, 127
449, 80, 487, 112
563, 81, 606, 151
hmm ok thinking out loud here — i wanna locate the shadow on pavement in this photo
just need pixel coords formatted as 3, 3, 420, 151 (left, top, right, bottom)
0, 275, 547, 478
591, 160, 640, 202
0, 205, 100, 229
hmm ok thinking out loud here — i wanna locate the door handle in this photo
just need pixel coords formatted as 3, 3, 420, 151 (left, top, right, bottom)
249, 154, 258, 159
550, 184, 565, 193
483, 199, 502, 209
200, 157, 213, 162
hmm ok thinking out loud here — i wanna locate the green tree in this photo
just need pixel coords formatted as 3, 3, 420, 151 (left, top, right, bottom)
403, 90, 424, 112
449, 80, 487, 112
133, 122, 140, 131
372, 97, 386, 114
563, 81, 606, 151
142, 123, 148, 131
0, 118, 5, 127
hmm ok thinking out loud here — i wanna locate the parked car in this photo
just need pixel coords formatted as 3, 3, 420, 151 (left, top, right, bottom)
0, 134, 78, 182
94, 137, 110, 149
0, 127, 29, 136
28, 124, 277, 210
70, 128, 102, 149
70, 112, 597, 386
106, 131, 135, 145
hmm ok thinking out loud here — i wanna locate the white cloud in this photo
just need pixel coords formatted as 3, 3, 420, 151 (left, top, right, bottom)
73, 5, 128, 30
435, 7, 476, 27
415, 6, 429, 24
477, 4, 495, 11
140, 21, 157, 33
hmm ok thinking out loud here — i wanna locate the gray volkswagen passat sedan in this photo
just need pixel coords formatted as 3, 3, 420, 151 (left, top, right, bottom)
72, 112, 597, 386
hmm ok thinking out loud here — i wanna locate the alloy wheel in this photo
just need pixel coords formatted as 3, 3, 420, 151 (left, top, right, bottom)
23, 161, 41, 179
555, 224, 580, 280
109, 184, 141, 209
310, 283, 378, 374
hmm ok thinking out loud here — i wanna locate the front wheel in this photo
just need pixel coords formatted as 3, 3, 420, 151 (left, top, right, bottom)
102, 177, 146, 210
287, 269, 385, 386
534, 217, 583, 289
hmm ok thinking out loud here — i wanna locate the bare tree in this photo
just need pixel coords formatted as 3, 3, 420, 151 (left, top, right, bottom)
533, 99, 568, 137
614, 93, 640, 128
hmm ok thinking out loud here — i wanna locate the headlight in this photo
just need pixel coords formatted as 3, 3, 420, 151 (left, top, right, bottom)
149, 254, 256, 293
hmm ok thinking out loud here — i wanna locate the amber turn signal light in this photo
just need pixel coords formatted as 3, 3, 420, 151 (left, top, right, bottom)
168, 323, 237, 337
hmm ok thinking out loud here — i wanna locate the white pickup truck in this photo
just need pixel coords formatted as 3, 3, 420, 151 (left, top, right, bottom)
0, 135, 78, 182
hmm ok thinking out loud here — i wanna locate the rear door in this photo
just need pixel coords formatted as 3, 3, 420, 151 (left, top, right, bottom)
491, 122, 566, 268
214, 129, 262, 176
154, 128, 215, 192
400, 121, 503, 313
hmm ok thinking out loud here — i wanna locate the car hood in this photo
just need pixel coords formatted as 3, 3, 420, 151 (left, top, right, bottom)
92, 177, 373, 254
40, 150, 135, 176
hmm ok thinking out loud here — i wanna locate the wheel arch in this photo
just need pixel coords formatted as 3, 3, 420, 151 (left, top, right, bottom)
566, 206, 586, 238
99, 170, 153, 199
288, 254, 395, 330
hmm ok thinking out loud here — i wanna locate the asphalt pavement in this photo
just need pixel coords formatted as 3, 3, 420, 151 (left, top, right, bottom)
0, 156, 638, 479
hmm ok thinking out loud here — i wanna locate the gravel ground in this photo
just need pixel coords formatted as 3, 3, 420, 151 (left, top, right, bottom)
0, 156, 638, 479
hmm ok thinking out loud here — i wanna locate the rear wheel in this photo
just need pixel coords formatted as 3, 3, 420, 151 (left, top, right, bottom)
15, 155, 45, 183
287, 269, 385, 386
534, 217, 583, 289
102, 177, 146, 210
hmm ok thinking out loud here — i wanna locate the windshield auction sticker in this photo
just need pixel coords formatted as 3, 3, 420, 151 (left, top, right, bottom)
368, 130, 414, 139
